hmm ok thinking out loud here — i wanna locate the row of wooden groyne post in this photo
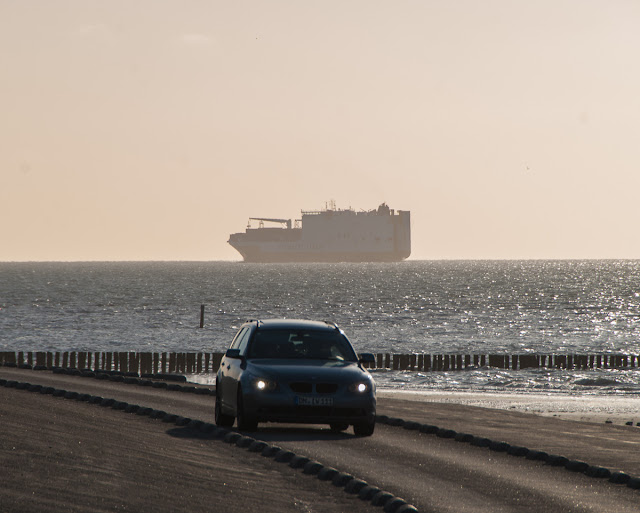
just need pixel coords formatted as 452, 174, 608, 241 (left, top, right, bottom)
2, 351, 640, 376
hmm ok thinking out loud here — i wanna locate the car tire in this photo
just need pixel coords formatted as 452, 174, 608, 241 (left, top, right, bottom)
330, 422, 349, 432
353, 419, 375, 437
236, 388, 258, 432
215, 392, 235, 427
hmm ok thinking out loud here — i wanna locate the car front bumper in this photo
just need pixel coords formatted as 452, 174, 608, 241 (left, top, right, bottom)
242, 388, 376, 425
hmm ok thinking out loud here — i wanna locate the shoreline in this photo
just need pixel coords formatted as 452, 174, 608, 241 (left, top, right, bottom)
377, 388, 640, 425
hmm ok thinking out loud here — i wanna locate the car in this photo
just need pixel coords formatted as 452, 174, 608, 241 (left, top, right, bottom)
214, 319, 376, 436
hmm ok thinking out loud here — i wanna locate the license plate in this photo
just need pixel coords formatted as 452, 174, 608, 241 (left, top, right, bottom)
295, 396, 334, 407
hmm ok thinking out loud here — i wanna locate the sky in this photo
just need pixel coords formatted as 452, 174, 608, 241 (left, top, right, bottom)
2, 0, 639, 261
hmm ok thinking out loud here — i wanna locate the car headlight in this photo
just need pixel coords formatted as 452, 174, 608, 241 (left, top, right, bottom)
254, 378, 277, 392
349, 382, 369, 393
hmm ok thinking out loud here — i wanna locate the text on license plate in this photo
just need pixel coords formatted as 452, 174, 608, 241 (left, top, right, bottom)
295, 396, 334, 406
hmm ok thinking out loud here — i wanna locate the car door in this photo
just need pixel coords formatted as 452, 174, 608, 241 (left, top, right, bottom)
219, 326, 248, 409
227, 327, 252, 411
222, 326, 251, 409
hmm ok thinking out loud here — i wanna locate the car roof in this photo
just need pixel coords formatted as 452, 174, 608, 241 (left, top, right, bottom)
247, 319, 338, 331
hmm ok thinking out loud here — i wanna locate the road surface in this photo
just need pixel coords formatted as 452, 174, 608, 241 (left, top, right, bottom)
2, 367, 639, 513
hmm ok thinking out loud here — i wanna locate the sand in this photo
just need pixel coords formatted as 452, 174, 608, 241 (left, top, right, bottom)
377, 389, 640, 425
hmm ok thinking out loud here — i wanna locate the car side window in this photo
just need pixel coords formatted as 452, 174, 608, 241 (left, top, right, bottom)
230, 327, 248, 350
237, 328, 252, 355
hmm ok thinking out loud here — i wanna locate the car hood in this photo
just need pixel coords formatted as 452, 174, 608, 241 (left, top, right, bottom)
246, 359, 371, 383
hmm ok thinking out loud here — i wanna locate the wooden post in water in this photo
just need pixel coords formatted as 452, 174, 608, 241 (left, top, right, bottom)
129, 352, 139, 375
140, 353, 152, 375
555, 355, 567, 369
519, 354, 539, 369
119, 353, 128, 373
488, 355, 505, 369
186, 353, 195, 373
210, 352, 223, 373
200, 305, 205, 328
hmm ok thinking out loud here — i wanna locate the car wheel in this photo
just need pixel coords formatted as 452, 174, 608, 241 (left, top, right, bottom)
214, 391, 234, 427
353, 419, 375, 437
330, 422, 349, 432
236, 388, 258, 432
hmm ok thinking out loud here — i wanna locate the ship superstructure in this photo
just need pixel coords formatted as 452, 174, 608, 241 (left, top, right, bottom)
228, 203, 411, 263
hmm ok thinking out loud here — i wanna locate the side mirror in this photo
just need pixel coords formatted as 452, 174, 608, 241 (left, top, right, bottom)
225, 348, 243, 359
358, 353, 375, 364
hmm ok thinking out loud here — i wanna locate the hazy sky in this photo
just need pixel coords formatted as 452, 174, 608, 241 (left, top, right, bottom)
2, 1, 639, 261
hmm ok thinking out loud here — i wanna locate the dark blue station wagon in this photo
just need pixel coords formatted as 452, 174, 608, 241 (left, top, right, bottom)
215, 319, 376, 436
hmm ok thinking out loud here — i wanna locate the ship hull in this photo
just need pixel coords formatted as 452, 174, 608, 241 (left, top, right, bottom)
230, 247, 409, 263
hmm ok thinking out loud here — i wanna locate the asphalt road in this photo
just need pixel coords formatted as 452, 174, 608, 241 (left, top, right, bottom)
2, 367, 640, 513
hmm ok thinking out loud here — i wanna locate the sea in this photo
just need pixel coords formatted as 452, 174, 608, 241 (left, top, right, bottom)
2, 260, 640, 396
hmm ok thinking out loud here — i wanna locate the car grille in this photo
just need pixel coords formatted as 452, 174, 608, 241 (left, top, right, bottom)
289, 382, 338, 394
316, 383, 338, 394
289, 382, 313, 393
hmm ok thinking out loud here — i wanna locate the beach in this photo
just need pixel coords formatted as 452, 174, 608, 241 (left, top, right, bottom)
377, 389, 640, 426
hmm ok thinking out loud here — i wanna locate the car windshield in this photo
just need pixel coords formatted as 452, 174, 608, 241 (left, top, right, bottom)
247, 329, 358, 362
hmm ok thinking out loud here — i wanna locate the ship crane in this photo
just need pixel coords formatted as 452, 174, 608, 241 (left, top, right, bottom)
249, 218, 292, 229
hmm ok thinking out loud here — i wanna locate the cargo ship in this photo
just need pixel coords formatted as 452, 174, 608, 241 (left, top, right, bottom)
228, 202, 411, 263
